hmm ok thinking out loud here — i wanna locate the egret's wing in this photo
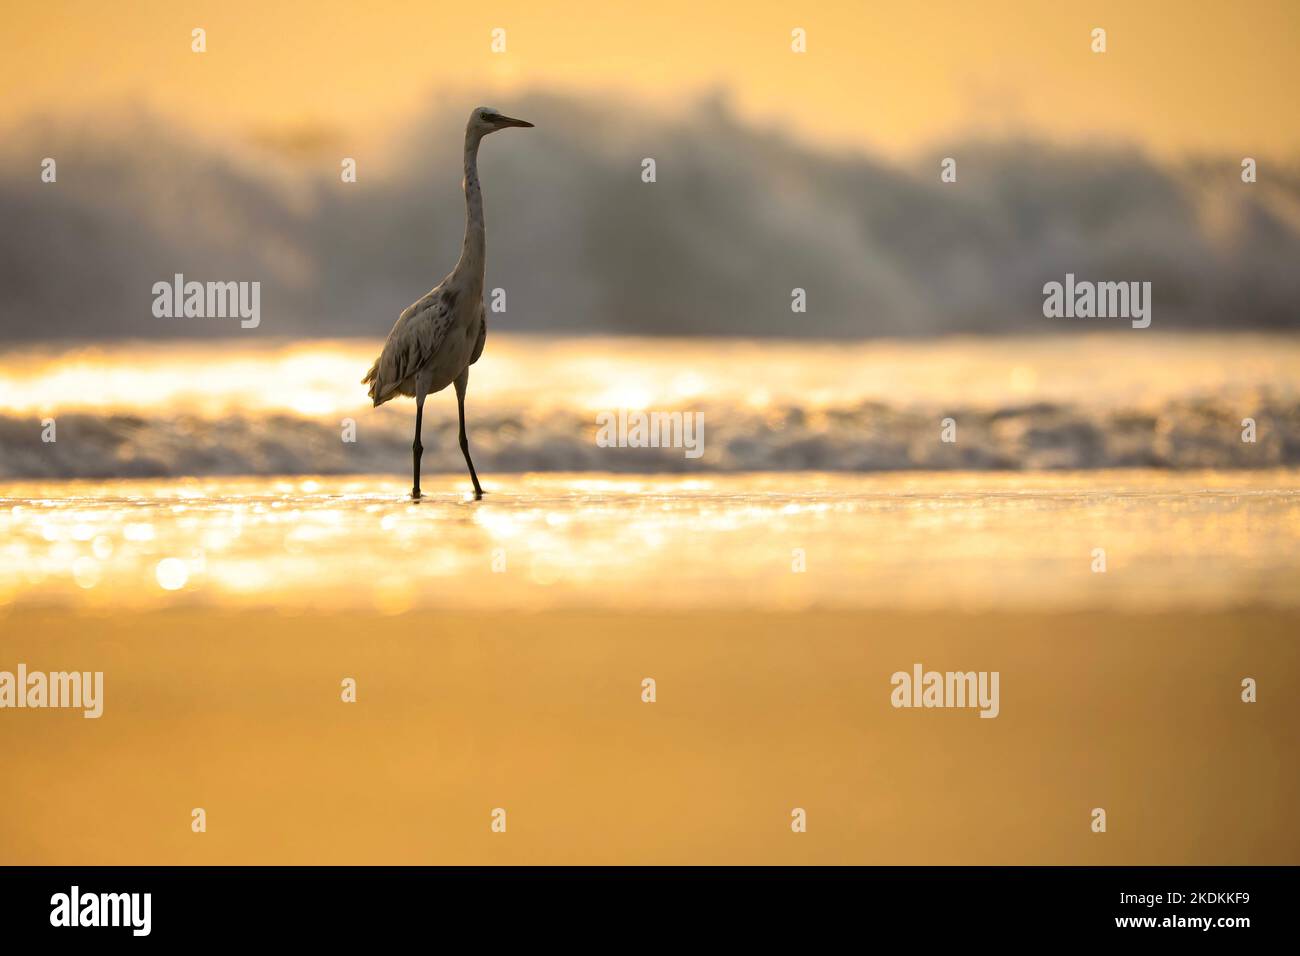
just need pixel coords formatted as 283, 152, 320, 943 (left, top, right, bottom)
469, 305, 487, 366
362, 288, 455, 406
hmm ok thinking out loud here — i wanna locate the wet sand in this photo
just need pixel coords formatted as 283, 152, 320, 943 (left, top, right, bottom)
4, 471, 1299, 611
2, 472, 1298, 864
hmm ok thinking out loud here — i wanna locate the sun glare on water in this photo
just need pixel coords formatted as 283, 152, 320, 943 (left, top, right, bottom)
1, 471, 1298, 614
3, 335, 1298, 420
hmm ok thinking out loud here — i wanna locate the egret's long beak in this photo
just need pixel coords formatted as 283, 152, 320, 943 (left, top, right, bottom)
496, 115, 534, 128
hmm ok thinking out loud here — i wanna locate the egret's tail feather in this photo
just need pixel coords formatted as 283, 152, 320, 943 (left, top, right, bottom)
361, 363, 389, 406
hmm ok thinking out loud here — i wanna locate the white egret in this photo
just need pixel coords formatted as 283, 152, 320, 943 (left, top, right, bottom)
363, 106, 533, 499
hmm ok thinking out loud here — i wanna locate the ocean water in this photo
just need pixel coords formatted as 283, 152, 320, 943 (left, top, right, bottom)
1, 333, 1298, 477
6, 336, 1298, 867
4, 333, 1298, 611
3, 471, 1297, 612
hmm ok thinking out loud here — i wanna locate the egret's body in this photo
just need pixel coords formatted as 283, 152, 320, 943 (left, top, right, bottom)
363, 106, 533, 499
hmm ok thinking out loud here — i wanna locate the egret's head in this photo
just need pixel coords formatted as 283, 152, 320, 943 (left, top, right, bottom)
468, 106, 534, 137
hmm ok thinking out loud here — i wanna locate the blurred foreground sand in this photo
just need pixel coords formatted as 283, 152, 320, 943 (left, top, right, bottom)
2, 607, 1296, 864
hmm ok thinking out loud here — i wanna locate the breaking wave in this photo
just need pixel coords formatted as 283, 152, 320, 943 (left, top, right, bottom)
3, 334, 1296, 479
2, 91, 1299, 342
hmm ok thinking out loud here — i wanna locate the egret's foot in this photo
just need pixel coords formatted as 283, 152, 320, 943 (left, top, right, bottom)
472, 484, 484, 501
411, 487, 423, 501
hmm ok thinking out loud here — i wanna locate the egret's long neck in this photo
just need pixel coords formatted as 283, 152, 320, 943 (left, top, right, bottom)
456, 130, 486, 292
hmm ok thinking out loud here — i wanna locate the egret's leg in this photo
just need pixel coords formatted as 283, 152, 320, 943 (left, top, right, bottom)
411, 385, 427, 500
454, 369, 483, 500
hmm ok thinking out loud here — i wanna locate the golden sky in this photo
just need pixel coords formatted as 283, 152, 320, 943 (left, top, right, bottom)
3, 0, 1298, 157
